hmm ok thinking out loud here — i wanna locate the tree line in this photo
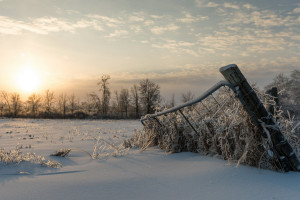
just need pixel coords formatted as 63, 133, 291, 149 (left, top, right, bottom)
2, 69, 297, 120
0, 76, 163, 119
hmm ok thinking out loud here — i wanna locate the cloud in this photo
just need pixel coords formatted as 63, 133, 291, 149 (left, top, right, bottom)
223, 3, 240, 10
152, 40, 197, 56
150, 24, 179, 35
243, 4, 256, 10
293, 6, 300, 14
195, 0, 219, 8
177, 12, 208, 23
206, 2, 219, 8
105, 29, 128, 38
220, 8, 299, 28
129, 16, 144, 22
0, 16, 47, 35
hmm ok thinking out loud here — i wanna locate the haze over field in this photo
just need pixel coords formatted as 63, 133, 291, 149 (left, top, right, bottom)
0, 0, 300, 98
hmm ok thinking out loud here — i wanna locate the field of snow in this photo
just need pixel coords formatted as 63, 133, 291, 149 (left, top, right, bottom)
1, 118, 300, 200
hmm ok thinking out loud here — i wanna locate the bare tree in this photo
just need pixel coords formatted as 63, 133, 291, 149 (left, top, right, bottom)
139, 79, 161, 114
265, 73, 290, 99
168, 93, 176, 108
98, 75, 111, 115
181, 90, 194, 103
87, 93, 101, 115
131, 84, 140, 118
1, 91, 11, 114
119, 88, 130, 118
44, 89, 55, 114
290, 70, 300, 103
68, 93, 78, 115
27, 93, 42, 117
11, 93, 22, 117
112, 90, 120, 116
57, 93, 68, 117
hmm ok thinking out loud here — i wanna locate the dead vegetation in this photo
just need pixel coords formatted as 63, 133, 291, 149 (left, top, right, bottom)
124, 88, 300, 171
0, 148, 62, 168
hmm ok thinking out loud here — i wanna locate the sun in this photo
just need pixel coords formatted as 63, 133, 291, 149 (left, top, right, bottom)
17, 67, 41, 93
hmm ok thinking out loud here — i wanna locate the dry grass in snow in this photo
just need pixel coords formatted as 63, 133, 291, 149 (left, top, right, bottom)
125, 88, 300, 172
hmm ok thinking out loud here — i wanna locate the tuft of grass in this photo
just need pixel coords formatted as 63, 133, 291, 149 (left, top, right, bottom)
0, 148, 62, 168
52, 134, 129, 160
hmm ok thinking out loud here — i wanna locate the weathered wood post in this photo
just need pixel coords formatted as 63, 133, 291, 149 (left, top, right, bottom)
220, 64, 300, 172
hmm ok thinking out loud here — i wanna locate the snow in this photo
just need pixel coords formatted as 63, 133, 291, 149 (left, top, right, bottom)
1, 118, 300, 200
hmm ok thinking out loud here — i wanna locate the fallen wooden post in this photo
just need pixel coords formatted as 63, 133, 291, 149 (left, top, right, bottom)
220, 64, 300, 172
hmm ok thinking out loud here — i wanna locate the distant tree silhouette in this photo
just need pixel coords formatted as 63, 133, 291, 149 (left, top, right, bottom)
11, 93, 22, 117
139, 79, 161, 114
98, 75, 111, 115
44, 89, 55, 115
290, 70, 300, 103
1, 91, 11, 115
57, 93, 68, 117
88, 93, 101, 115
119, 88, 130, 118
130, 84, 140, 118
181, 90, 194, 103
27, 93, 42, 117
68, 93, 78, 115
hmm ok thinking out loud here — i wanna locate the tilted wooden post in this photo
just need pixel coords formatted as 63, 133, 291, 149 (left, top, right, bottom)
220, 64, 300, 172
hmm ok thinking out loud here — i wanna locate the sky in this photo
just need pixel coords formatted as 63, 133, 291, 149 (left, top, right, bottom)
0, 0, 300, 101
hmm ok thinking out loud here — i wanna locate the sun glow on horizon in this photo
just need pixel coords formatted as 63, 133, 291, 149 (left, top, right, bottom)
17, 66, 41, 93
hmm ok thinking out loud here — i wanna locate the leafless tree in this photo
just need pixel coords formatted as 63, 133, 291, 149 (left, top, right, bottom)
44, 89, 55, 114
290, 70, 300, 103
11, 93, 22, 117
131, 84, 140, 118
112, 90, 120, 116
139, 79, 161, 114
87, 93, 101, 115
57, 93, 68, 117
168, 93, 176, 108
181, 90, 194, 103
119, 88, 130, 118
68, 93, 78, 115
265, 73, 290, 99
27, 93, 42, 117
1, 91, 11, 114
98, 75, 111, 115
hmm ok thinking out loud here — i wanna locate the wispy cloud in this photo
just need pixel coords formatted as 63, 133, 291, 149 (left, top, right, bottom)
150, 24, 179, 35
0, 16, 47, 34
152, 40, 197, 56
177, 11, 208, 23
293, 5, 300, 13
105, 29, 128, 38
195, 0, 219, 8
223, 3, 240, 10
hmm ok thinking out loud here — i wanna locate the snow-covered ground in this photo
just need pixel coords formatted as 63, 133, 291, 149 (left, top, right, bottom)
1, 118, 300, 200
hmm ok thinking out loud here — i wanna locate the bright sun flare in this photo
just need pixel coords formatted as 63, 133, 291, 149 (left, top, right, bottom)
17, 67, 40, 93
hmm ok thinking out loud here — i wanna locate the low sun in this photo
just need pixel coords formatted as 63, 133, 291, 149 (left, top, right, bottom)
17, 67, 40, 93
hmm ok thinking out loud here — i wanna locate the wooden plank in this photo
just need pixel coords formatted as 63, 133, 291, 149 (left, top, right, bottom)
220, 64, 300, 172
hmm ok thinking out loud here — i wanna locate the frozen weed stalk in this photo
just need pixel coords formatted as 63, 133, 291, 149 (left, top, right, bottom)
128, 64, 300, 172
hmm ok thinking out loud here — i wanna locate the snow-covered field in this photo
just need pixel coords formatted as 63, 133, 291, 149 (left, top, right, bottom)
1, 118, 300, 200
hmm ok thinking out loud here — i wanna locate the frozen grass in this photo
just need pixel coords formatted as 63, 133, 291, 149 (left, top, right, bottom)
0, 148, 62, 168
125, 88, 300, 171
52, 135, 129, 159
